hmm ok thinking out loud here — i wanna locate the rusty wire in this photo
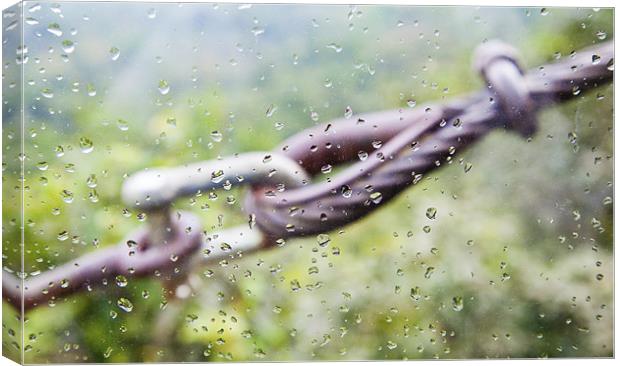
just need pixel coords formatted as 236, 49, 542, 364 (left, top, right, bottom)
2, 39, 614, 312
246, 40, 614, 240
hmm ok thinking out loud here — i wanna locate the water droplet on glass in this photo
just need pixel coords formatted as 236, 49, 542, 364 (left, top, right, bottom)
41, 88, 54, 98
251, 26, 265, 36
61, 190, 74, 203
210, 130, 223, 142
344, 106, 353, 119
568, 131, 578, 144
211, 170, 225, 183
426, 207, 437, 220
452, 296, 464, 311
317, 233, 330, 247
540, 8, 549, 16
117, 119, 129, 131
86, 174, 97, 188
36, 161, 48, 171
109, 47, 120, 61
47, 23, 62, 37
86, 83, 97, 97
266, 104, 277, 118
410, 286, 421, 301
158, 80, 170, 95
424, 266, 435, 279
61, 40, 74, 54
115, 275, 128, 287
369, 192, 382, 204
147, 8, 157, 19
79, 137, 94, 153
592, 54, 601, 64
57, 231, 69, 241
117, 297, 134, 312
326, 43, 343, 53
54, 145, 65, 157
596, 30, 607, 40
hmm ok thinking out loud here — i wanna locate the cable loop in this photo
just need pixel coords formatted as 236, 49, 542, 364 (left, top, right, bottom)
473, 40, 537, 137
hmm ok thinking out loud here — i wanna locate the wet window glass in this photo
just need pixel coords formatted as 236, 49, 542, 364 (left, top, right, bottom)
1, 2, 613, 363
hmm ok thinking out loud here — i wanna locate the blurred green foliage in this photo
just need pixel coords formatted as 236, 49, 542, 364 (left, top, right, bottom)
2, 3, 613, 362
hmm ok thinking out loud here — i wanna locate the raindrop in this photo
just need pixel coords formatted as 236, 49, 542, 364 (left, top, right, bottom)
47, 23, 62, 37
41, 88, 54, 98
117, 297, 134, 312
115, 275, 128, 287
36, 161, 48, 171
452, 296, 464, 311
251, 26, 265, 36
410, 287, 421, 301
61, 40, 74, 54
592, 54, 601, 64
366, 191, 381, 204
86, 83, 97, 96
158, 80, 170, 95
57, 231, 69, 241
540, 8, 549, 16
326, 43, 343, 53
211, 170, 225, 183
147, 8, 157, 19
568, 131, 578, 144
266, 104, 277, 118
86, 174, 97, 188
317, 233, 330, 247
109, 47, 120, 61
61, 190, 74, 203
344, 106, 353, 119
426, 207, 437, 220
117, 119, 129, 131
424, 267, 435, 279
596, 31, 607, 40
79, 137, 94, 153
210, 130, 223, 142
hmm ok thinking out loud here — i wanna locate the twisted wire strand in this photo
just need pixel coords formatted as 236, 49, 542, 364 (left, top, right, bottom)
246, 40, 614, 239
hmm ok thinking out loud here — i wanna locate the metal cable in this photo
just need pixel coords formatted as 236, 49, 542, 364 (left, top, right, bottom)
2, 40, 613, 312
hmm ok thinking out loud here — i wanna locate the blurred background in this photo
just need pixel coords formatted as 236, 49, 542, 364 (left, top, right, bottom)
2, 2, 613, 362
